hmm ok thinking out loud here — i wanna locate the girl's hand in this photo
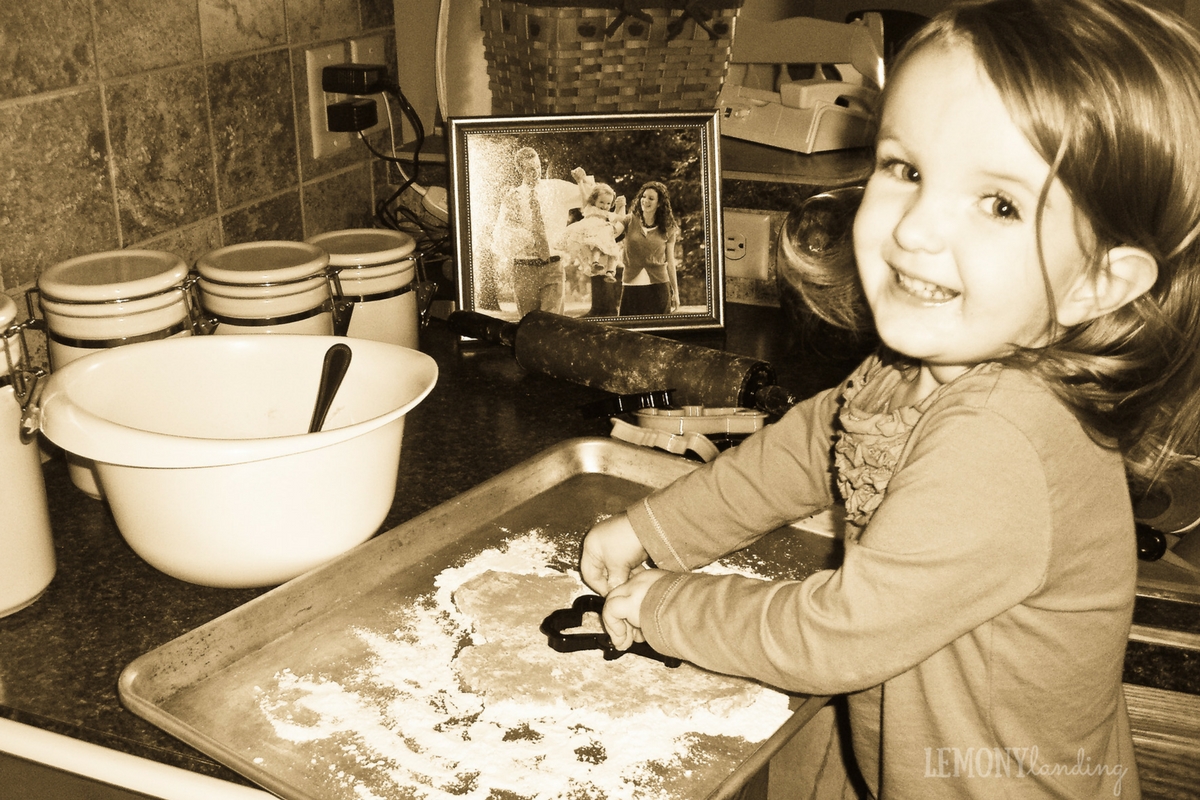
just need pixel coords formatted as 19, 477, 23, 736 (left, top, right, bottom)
602, 569, 667, 650
580, 514, 648, 596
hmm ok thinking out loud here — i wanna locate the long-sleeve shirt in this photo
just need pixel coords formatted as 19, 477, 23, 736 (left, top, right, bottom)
626, 355, 1140, 799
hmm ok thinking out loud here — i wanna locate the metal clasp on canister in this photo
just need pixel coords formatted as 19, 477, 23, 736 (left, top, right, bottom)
307, 228, 419, 347
30, 249, 196, 498
194, 241, 334, 335
0, 294, 56, 618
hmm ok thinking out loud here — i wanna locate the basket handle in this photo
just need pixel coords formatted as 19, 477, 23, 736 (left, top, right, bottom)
667, 1, 731, 41
605, 1, 653, 37
602, 0, 734, 41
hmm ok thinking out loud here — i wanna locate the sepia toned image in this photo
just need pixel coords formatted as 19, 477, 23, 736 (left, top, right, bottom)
10, 1, 1200, 797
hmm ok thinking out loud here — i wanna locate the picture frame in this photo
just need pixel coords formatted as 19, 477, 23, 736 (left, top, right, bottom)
448, 111, 725, 332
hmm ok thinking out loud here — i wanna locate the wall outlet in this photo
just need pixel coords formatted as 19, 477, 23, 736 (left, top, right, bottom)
349, 35, 389, 139
723, 210, 772, 281
306, 43, 352, 159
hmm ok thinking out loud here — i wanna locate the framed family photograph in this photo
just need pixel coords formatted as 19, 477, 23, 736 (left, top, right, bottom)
448, 111, 725, 332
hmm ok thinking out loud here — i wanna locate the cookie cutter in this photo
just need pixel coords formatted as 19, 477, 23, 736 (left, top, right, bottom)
540, 593, 682, 668
631, 405, 768, 436
609, 417, 720, 462
578, 389, 678, 419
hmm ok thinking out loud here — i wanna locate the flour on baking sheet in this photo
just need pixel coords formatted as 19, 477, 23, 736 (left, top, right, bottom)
254, 531, 793, 800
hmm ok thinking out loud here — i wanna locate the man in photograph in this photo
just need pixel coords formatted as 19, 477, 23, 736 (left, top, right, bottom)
490, 146, 566, 315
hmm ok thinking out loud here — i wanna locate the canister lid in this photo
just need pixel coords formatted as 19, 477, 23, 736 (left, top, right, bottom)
196, 241, 329, 285
38, 250, 189, 303
307, 228, 416, 268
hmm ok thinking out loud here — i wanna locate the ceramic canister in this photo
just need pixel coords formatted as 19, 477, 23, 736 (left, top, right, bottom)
37, 249, 194, 498
0, 295, 56, 618
37, 249, 193, 369
307, 228, 419, 348
196, 241, 333, 335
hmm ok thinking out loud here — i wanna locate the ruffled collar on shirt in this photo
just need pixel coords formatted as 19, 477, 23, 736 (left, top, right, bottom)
833, 354, 987, 530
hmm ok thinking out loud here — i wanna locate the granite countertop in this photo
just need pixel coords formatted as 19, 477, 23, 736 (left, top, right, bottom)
0, 304, 1197, 788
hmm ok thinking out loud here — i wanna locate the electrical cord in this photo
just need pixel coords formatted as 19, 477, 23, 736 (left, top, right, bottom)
320, 61, 452, 314
356, 90, 422, 205
353, 80, 454, 323
357, 83, 449, 228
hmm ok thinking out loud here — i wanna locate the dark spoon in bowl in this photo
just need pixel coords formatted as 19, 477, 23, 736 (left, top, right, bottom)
308, 342, 353, 433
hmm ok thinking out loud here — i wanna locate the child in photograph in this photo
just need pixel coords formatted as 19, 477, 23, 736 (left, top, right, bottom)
581, 0, 1200, 796
556, 166, 627, 283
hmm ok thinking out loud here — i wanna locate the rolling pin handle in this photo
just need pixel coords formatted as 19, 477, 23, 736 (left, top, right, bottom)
447, 310, 519, 347
752, 383, 800, 418
1135, 522, 1168, 561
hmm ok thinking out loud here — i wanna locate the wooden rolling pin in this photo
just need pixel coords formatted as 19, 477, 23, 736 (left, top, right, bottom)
448, 310, 800, 416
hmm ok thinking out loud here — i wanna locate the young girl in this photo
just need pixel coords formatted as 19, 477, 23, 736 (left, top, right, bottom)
581, 0, 1200, 797
556, 166, 626, 283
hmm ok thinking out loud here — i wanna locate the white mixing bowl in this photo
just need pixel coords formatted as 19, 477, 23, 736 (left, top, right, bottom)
35, 335, 437, 588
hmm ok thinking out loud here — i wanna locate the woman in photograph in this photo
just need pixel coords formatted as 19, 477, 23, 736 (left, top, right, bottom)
619, 181, 680, 316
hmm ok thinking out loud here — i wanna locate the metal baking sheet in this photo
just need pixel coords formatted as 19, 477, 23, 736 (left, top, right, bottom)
119, 437, 839, 800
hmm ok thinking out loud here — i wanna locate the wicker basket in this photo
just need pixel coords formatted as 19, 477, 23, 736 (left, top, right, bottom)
481, 0, 744, 115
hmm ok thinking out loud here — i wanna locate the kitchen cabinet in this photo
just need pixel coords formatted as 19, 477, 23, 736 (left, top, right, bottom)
0, 751, 157, 800
0, 721, 269, 800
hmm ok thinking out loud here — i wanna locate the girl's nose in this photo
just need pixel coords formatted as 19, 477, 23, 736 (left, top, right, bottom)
891, 191, 947, 254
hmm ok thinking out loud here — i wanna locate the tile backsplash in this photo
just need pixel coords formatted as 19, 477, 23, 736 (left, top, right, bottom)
0, 0, 399, 317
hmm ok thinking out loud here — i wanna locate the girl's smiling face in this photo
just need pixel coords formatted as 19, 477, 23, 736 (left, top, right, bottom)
640, 189, 660, 222
853, 40, 1096, 391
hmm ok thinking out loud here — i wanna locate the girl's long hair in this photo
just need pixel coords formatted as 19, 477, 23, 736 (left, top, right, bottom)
783, 0, 1200, 488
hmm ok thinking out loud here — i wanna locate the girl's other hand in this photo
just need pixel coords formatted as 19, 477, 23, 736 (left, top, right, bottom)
580, 513, 648, 596
602, 569, 667, 650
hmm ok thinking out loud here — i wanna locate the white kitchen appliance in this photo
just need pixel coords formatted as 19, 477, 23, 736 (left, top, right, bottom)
717, 14, 885, 153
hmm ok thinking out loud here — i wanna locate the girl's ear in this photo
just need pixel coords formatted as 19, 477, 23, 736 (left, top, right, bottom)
1055, 246, 1159, 327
